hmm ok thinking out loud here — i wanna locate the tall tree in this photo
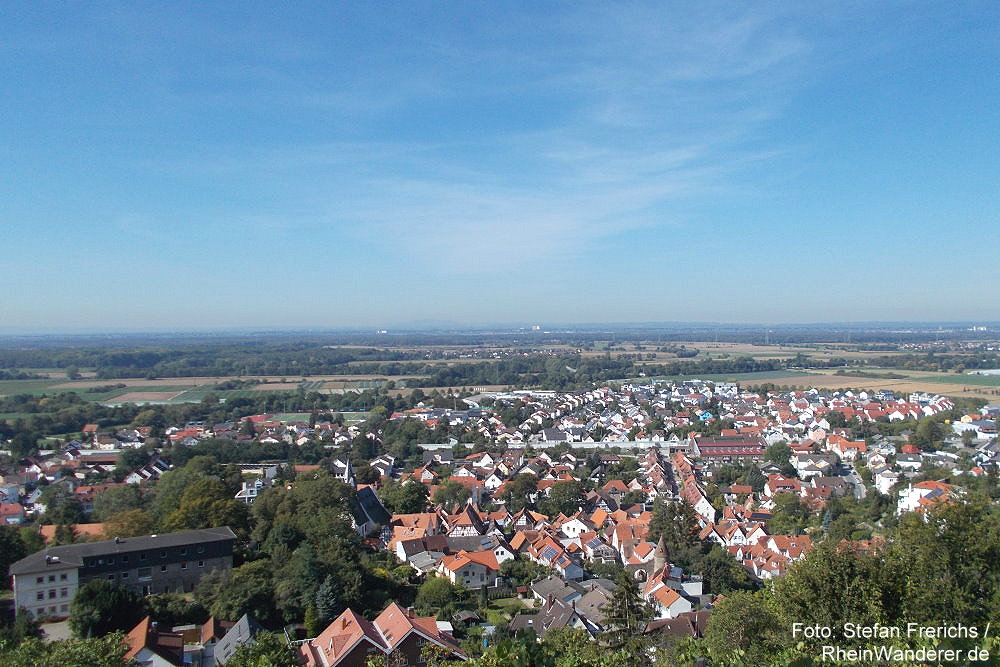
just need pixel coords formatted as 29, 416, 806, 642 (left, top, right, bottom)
647, 499, 700, 552
69, 580, 145, 638
431, 479, 469, 508
0, 527, 27, 591
701, 590, 786, 666
599, 570, 653, 653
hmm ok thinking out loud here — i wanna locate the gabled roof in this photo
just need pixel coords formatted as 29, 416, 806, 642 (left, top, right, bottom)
124, 616, 185, 666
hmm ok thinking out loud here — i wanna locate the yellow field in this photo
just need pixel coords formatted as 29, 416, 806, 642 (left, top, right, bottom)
751, 368, 998, 402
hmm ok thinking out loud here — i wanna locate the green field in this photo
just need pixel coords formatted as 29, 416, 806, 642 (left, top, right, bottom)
0, 379, 62, 396
621, 369, 819, 383
911, 374, 1000, 387
269, 412, 314, 421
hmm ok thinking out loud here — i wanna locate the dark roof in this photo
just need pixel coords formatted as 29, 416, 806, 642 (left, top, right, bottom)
10, 527, 237, 576
353, 486, 391, 526
213, 613, 264, 665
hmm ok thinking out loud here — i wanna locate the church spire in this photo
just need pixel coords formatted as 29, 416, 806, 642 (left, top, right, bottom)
653, 535, 669, 572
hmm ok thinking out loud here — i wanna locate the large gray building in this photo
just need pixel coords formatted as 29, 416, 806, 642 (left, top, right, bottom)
9, 526, 236, 619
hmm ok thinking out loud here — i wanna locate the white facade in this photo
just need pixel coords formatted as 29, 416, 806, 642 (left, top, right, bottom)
14, 562, 78, 619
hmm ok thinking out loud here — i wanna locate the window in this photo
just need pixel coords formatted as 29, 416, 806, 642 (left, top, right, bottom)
60, 604, 69, 613
180, 562, 188, 570
35, 577, 43, 584
48, 590, 56, 599
122, 572, 129, 579
36, 592, 44, 601
59, 573, 67, 581
122, 555, 128, 563
197, 545, 205, 554
160, 565, 167, 573
60, 588, 68, 598
48, 575, 55, 582
160, 550, 166, 558
198, 561, 205, 568
138, 567, 152, 580
107, 575, 115, 581
108, 558, 114, 565
180, 548, 187, 555
140, 553, 147, 561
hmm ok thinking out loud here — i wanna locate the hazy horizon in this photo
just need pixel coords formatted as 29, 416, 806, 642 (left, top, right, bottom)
1, 319, 998, 339
3, 3, 998, 329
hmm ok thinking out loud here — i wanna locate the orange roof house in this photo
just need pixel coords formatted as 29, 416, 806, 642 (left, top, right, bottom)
300, 602, 465, 667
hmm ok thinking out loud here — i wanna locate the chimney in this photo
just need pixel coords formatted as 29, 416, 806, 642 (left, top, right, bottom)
341, 617, 349, 630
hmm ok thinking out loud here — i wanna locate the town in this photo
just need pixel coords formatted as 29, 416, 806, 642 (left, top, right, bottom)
2, 373, 997, 665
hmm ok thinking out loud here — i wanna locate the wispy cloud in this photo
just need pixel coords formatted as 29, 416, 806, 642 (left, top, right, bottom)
134, 5, 810, 274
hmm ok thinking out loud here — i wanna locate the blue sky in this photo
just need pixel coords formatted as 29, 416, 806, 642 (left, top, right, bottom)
3, 2, 998, 332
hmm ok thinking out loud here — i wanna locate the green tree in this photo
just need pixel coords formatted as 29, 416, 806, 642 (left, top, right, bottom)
764, 441, 795, 476
599, 570, 653, 653
415, 576, 461, 617
102, 509, 155, 539
0, 610, 40, 649
0, 526, 27, 590
770, 541, 904, 652
647, 499, 700, 552
766, 493, 810, 535
892, 494, 1000, 627
539, 481, 585, 517
40, 485, 84, 526
161, 477, 250, 535
697, 545, 756, 595
69, 580, 145, 638
431, 479, 469, 508
0, 631, 130, 667
143, 593, 208, 627
501, 474, 538, 512
379, 480, 429, 514
93, 484, 145, 522
219, 630, 298, 667
314, 574, 341, 628
701, 590, 788, 665
198, 560, 280, 628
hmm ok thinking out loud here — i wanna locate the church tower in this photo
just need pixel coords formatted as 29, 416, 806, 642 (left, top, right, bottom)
653, 535, 669, 572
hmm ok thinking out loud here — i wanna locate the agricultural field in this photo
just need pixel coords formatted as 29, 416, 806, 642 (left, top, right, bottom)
676, 341, 909, 361
622, 370, 821, 384
0, 373, 426, 406
759, 368, 1000, 402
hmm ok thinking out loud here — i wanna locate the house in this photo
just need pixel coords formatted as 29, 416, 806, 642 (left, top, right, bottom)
764, 475, 801, 498
436, 550, 501, 588
509, 597, 591, 639
874, 469, 901, 496
210, 613, 265, 665
331, 457, 356, 486
9, 527, 237, 619
897, 480, 958, 515
124, 617, 186, 666
351, 486, 391, 537
299, 602, 466, 667
0, 501, 26, 525
234, 478, 266, 504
